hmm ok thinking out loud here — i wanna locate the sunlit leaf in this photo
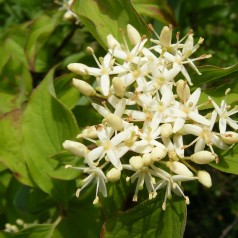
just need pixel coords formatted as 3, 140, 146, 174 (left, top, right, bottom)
0, 110, 33, 186
71, 0, 149, 48
22, 68, 78, 202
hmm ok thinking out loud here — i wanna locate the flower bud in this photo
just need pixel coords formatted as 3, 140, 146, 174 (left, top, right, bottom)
183, 34, 194, 56
151, 147, 167, 161
129, 156, 143, 170
72, 78, 96, 96
160, 123, 173, 138
112, 77, 126, 98
142, 153, 152, 166
104, 113, 123, 131
190, 151, 216, 164
77, 126, 98, 139
176, 79, 190, 102
106, 168, 121, 182
107, 34, 121, 49
67, 63, 88, 75
220, 131, 238, 144
63, 140, 88, 156
160, 26, 172, 47
166, 161, 193, 177
197, 170, 212, 188
127, 24, 141, 45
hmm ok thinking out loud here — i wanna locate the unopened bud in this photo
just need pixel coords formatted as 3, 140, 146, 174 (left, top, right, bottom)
72, 78, 96, 96
142, 153, 152, 166
106, 168, 121, 182
63, 140, 88, 156
129, 156, 144, 170
151, 147, 167, 161
107, 34, 121, 49
127, 24, 141, 45
197, 170, 212, 188
183, 34, 194, 56
160, 123, 173, 138
67, 63, 88, 75
166, 161, 193, 177
77, 126, 98, 139
104, 113, 123, 131
190, 151, 216, 164
160, 26, 172, 47
176, 79, 190, 102
112, 77, 126, 97
220, 131, 238, 144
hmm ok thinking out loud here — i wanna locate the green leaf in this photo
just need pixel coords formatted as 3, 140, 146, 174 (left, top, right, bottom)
103, 195, 186, 238
132, 0, 177, 26
9, 224, 55, 238
0, 110, 33, 186
71, 0, 149, 49
191, 62, 238, 87
25, 14, 61, 72
22, 68, 79, 201
210, 144, 238, 175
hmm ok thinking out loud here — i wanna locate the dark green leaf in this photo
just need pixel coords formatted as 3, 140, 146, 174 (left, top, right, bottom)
132, 0, 177, 26
210, 144, 238, 175
103, 195, 186, 238
9, 224, 55, 238
191, 62, 238, 87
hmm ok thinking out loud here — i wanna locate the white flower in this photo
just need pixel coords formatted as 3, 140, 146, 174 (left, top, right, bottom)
209, 97, 238, 133
123, 163, 156, 202
86, 126, 131, 170
170, 88, 210, 133
180, 110, 228, 153
65, 158, 108, 204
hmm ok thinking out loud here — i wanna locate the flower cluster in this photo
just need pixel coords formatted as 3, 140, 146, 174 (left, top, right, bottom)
63, 25, 238, 210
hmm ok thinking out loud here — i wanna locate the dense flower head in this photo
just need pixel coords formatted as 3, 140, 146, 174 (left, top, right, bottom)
64, 24, 238, 210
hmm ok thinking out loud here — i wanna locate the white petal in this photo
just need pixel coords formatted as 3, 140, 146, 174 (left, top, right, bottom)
180, 124, 202, 136
227, 118, 238, 130
107, 149, 122, 170
174, 135, 184, 158
111, 130, 130, 146
92, 103, 109, 117
194, 138, 205, 153
219, 118, 227, 134
189, 111, 210, 125
87, 146, 104, 161
187, 88, 201, 106
99, 74, 110, 96
173, 117, 186, 133
114, 98, 126, 116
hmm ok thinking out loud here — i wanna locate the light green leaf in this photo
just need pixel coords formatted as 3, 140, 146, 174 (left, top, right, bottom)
71, 0, 149, 48
132, 0, 177, 26
103, 195, 186, 238
22, 68, 78, 201
54, 73, 80, 109
0, 110, 33, 186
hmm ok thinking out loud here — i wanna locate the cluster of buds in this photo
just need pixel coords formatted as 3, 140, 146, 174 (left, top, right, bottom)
63, 25, 238, 210
4, 219, 29, 233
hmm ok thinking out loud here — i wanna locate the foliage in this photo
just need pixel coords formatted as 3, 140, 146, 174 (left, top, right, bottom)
0, 0, 238, 237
